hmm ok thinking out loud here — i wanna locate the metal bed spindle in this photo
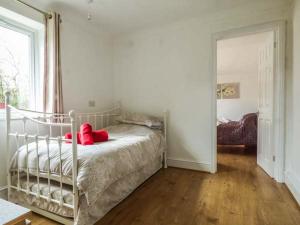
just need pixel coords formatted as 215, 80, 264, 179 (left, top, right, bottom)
14, 133, 21, 191
87, 115, 90, 125
22, 117, 26, 145
78, 115, 82, 130
70, 110, 78, 219
36, 117, 40, 134
35, 135, 40, 198
24, 134, 30, 194
5, 92, 11, 202
49, 116, 53, 137
46, 136, 51, 202
60, 116, 64, 138
57, 137, 64, 207
101, 115, 104, 128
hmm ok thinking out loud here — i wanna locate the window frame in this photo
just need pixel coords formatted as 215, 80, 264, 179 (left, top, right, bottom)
0, 15, 43, 111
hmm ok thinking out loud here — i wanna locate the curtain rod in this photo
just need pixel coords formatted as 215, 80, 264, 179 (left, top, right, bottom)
15, 0, 52, 19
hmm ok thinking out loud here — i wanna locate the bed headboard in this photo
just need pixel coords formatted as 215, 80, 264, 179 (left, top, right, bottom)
5, 93, 168, 169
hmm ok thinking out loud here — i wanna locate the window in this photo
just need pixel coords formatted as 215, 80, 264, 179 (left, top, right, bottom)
0, 8, 44, 111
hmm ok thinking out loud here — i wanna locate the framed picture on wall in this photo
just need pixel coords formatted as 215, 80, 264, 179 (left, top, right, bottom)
217, 84, 222, 99
217, 82, 240, 99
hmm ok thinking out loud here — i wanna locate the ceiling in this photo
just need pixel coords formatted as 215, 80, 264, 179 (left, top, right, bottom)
217, 32, 272, 76
22, 0, 282, 34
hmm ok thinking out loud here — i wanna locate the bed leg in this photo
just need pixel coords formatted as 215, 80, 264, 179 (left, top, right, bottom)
163, 151, 168, 169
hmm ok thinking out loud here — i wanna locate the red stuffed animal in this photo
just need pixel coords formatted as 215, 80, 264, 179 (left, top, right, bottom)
80, 123, 94, 145
93, 130, 109, 143
65, 123, 109, 145
65, 132, 81, 144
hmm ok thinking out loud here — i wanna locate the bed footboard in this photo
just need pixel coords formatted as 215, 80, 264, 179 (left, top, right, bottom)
5, 92, 79, 224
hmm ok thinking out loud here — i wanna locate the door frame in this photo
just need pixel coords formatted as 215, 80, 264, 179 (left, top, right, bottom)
211, 21, 286, 182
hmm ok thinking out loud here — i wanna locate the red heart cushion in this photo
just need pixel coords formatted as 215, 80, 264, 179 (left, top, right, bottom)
80, 123, 94, 145
64, 132, 81, 144
93, 130, 109, 143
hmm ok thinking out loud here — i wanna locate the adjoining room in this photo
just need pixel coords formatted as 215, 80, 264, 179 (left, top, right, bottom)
216, 29, 283, 182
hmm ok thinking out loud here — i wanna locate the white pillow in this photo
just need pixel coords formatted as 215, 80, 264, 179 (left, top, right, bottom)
218, 117, 230, 124
117, 112, 163, 129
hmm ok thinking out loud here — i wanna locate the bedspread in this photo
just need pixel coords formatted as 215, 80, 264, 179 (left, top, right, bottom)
10, 124, 165, 206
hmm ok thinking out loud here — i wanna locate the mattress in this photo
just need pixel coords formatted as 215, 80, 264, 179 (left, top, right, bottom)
9, 124, 165, 224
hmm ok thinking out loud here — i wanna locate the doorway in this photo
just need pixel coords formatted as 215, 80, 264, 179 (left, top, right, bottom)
211, 22, 286, 183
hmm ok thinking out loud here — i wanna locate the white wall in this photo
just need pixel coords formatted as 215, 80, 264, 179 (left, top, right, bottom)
0, 1, 114, 192
113, 0, 292, 171
285, 0, 300, 205
0, 0, 298, 204
60, 18, 113, 113
217, 74, 258, 121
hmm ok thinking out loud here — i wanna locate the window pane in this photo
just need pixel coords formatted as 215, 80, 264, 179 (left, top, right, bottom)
0, 25, 32, 109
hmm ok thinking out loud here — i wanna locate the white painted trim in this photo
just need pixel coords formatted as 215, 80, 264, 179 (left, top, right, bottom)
285, 170, 300, 205
211, 21, 286, 182
273, 21, 286, 183
211, 32, 218, 174
167, 158, 211, 172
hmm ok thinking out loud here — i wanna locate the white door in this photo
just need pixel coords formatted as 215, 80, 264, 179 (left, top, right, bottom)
257, 32, 275, 178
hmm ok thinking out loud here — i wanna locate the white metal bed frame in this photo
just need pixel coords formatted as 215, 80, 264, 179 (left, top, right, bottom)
5, 92, 168, 225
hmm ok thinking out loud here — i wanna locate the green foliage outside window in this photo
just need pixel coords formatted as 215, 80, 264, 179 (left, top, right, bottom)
0, 69, 19, 107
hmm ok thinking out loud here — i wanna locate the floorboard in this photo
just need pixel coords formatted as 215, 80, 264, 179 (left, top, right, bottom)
29, 149, 300, 225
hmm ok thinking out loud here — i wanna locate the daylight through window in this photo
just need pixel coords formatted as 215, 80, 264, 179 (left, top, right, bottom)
0, 24, 33, 109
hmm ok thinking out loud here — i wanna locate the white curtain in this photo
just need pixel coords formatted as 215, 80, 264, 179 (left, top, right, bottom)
43, 12, 63, 114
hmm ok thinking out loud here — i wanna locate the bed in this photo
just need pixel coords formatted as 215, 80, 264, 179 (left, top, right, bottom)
217, 113, 257, 147
5, 93, 168, 225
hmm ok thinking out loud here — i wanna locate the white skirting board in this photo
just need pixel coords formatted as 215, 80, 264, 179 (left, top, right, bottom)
167, 158, 211, 172
285, 170, 300, 205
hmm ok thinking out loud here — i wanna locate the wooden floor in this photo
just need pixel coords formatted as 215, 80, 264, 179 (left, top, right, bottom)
29, 149, 300, 225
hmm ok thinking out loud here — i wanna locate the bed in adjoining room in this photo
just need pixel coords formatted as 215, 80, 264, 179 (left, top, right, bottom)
5, 93, 168, 225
